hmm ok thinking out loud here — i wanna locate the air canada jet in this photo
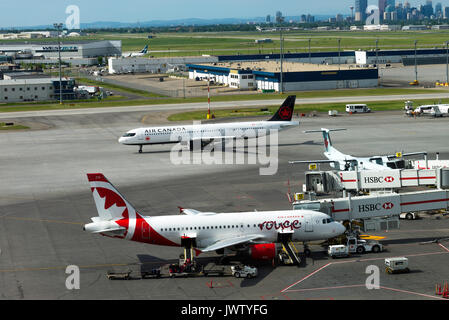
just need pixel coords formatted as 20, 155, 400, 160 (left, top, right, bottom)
122, 45, 149, 58
119, 95, 299, 153
83, 173, 346, 263
289, 128, 426, 171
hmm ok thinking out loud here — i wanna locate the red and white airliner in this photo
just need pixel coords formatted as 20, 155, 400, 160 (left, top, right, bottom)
83, 173, 346, 261
118, 96, 299, 153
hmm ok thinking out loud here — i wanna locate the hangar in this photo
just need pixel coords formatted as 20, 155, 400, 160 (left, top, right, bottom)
0, 40, 122, 60
187, 61, 378, 92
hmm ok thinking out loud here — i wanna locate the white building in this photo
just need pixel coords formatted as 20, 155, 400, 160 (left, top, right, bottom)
108, 56, 219, 74
0, 77, 75, 103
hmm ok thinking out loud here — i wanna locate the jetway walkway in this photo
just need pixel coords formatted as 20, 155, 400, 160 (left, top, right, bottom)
294, 189, 449, 221
303, 168, 449, 194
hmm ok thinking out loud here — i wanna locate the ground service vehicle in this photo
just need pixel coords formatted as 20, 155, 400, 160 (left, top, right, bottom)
231, 265, 258, 279
202, 263, 229, 277
414, 105, 443, 117
385, 257, 410, 274
347, 236, 383, 254
400, 212, 419, 220
346, 104, 371, 113
328, 244, 350, 258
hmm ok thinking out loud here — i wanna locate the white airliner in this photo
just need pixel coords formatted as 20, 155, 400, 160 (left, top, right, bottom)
289, 128, 426, 171
122, 45, 149, 58
119, 96, 299, 153
83, 173, 346, 262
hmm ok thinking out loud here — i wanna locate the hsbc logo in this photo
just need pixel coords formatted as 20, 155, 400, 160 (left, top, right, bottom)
383, 202, 394, 210
364, 176, 395, 184
359, 202, 394, 212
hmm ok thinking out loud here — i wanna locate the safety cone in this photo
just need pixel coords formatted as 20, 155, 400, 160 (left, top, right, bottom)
436, 284, 441, 295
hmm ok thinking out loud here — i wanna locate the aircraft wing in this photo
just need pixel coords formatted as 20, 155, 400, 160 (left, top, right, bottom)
191, 136, 237, 141
387, 151, 428, 159
200, 234, 263, 252
289, 159, 339, 164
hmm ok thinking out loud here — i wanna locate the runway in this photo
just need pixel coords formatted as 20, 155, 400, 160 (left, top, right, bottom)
1, 108, 449, 299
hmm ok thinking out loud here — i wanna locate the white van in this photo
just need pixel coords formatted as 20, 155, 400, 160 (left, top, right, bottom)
346, 104, 371, 113
414, 105, 443, 117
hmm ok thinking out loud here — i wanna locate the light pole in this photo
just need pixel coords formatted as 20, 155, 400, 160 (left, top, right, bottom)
338, 38, 341, 70
414, 40, 418, 83
279, 27, 284, 94
53, 23, 63, 104
375, 39, 379, 67
308, 38, 311, 64
445, 41, 449, 86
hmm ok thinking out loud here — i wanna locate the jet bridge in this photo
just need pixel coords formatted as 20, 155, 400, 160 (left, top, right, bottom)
303, 168, 449, 194
293, 189, 449, 232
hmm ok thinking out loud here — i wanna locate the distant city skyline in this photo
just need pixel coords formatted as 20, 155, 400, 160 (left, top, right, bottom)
3, 0, 449, 28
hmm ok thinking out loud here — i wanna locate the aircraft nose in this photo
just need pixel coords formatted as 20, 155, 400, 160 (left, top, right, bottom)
118, 137, 125, 144
335, 222, 346, 235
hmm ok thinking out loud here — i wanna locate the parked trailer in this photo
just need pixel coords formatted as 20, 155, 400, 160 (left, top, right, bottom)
106, 270, 132, 280
202, 263, 231, 277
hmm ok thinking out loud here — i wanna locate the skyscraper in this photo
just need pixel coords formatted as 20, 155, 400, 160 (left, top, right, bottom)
275, 11, 283, 23
355, 0, 368, 22
379, 0, 387, 16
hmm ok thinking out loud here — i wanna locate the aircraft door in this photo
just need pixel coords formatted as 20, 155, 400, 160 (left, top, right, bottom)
137, 131, 145, 142
305, 215, 313, 232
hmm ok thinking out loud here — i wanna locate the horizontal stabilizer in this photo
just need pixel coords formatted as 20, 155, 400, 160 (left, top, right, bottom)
179, 207, 217, 216
304, 128, 346, 133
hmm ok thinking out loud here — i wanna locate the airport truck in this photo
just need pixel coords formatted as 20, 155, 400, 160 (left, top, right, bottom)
328, 236, 383, 257
231, 265, 258, 279
347, 236, 383, 254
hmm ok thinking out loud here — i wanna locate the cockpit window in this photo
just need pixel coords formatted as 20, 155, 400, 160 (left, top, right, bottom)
122, 133, 136, 137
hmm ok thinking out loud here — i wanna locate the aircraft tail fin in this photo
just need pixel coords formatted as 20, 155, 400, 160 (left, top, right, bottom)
141, 45, 149, 54
304, 128, 346, 153
268, 95, 296, 121
87, 173, 137, 221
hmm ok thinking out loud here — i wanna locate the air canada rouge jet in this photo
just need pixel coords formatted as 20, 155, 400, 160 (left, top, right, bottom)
83, 173, 346, 262
119, 96, 298, 153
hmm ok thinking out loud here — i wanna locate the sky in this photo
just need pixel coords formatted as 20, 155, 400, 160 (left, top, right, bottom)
2, 0, 449, 28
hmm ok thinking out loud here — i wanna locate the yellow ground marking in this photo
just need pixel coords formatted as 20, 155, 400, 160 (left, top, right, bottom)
359, 235, 383, 240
